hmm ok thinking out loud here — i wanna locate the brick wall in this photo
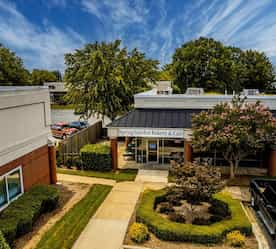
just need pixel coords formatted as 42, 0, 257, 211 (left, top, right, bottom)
0, 145, 51, 191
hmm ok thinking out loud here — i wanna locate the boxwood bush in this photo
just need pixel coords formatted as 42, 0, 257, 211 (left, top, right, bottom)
136, 189, 252, 244
80, 143, 112, 171
0, 185, 59, 245
0, 231, 10, 249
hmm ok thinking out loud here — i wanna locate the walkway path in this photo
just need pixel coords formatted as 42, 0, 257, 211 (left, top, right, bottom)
72, 181, 143, 249
57, 173, 116, 186
135, 169, 168, 183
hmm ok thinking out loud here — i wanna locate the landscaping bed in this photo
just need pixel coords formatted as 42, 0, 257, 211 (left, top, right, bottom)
0, 185, 59, 247
57, 167, 138, 182
35, 184, 112, 249
135, 189, 252, 244
14, 181, 90, 249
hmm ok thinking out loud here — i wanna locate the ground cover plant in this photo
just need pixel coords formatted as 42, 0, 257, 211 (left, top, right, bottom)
0, 185, 59, 246
57, 168, 138, 182
36, 184, 111, 249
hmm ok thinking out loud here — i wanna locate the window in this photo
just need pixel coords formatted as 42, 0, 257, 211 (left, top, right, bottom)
0, 178, 7, 207
0, 167, 23, 210
7, 170, 22, 200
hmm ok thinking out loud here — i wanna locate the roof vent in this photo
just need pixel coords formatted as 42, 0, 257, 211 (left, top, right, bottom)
243, 89, 259, 96
185, 88, 204, 95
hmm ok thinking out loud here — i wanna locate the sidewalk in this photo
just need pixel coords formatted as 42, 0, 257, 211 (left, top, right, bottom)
57, 173, 116, 186
72, 181, 143, 249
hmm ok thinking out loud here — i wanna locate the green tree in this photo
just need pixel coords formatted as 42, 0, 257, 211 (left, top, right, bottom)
0, 44, 30, 85
157, 64, 173, 81
52, 70, 62, 81
64, 40, 158, 121
171, 37, 275, 93
31, 69, 59, 85
192, 96, 276, 178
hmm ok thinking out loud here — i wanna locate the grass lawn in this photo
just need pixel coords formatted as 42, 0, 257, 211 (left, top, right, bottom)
57, 167, 138, 182
51, 104, 74, 110
36, 184, 111, 249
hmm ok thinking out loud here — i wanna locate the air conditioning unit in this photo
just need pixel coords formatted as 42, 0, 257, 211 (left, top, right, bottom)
185, 88, 204, 95
243, 89, 259, 96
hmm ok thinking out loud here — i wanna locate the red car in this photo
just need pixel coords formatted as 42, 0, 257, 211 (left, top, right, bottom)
51, 122, 78, 139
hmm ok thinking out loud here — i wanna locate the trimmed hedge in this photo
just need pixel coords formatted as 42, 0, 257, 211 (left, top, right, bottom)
0, 232, 10, 249
136, 189, 252, 244
80, 143, 112, 171
0, 185, 59, 245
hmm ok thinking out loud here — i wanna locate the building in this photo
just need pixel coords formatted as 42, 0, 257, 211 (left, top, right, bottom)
0, 86, 57, 211
107, 84, 276, 175
43, 82, 67, 104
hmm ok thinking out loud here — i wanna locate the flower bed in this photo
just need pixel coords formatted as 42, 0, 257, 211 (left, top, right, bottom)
136, 189, 252, 244
0, 185, 59, 246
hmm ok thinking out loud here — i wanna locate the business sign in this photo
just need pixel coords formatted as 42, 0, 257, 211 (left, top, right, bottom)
118, 128, 184, 138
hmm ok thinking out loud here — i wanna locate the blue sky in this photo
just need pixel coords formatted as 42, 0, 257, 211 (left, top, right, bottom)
1, 0, 276, 72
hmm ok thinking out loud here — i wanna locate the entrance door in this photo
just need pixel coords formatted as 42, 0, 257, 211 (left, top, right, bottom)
147, 140, 158, 163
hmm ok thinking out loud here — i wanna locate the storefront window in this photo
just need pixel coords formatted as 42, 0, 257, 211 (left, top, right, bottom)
7, 170, 22, 200
161, 139, 184, 164
136, 138, 146, 163
0, 178, 7, 208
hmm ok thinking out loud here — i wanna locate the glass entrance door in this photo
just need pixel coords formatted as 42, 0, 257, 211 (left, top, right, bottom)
147, 140, 158, 163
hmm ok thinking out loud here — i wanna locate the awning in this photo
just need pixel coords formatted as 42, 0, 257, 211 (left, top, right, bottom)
107, 108, 204, 129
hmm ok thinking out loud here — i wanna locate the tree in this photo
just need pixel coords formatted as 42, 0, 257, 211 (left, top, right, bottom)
0, 44, 30, 85
192, 96, 276, 178
64, 40, 159, 121
30, 69, 59, 85
171, 37, 275, 93
52, 70, 62, 81
157, 64, 173, 81
170, 161, 225, 202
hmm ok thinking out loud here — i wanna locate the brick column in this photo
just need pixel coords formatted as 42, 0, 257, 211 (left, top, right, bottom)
111, 138, 118, 170
269, 147, 276, 176
184, 140, 192, 163
48, 145, 57, 184
125, 137, 130, 149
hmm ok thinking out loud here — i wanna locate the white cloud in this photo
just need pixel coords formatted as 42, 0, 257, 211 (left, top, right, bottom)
0, 0, 86, 71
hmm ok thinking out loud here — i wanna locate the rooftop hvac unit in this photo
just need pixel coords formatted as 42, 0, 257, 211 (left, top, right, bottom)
185, 88, 204, 95
243, 89, 260, 96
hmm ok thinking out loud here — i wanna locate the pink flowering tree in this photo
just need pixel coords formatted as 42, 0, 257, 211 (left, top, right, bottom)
192, 96, 276, 178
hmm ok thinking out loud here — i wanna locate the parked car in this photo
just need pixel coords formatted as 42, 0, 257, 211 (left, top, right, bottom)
51, 122, 78, 139
69, 121, 88, 130
250, 178, 276, 238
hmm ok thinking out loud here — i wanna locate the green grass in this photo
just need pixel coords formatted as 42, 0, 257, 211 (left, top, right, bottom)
136, 189, 252, 244
36, 184, 111, 249
57, 168, 138, 182
51, 104, 74, 110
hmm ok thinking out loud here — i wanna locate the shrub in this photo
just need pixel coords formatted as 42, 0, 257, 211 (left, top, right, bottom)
0, 185, 59, 245
0, 232, 10, 249
136, 189, 252, 244
226, 230, 245, 247
192, 217, 212, 225
159, 202, 174, 214
209, 199, 230, 217
80, 143, 112, 171
129, 223, 149, 244
169, 213, 186, 223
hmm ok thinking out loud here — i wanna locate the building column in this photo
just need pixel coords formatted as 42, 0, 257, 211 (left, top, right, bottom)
125, 137, 130, 149
111, 138, 118, 170
184, 140, 192, 163
48, 145, 57, 184
269, 147, 276, 176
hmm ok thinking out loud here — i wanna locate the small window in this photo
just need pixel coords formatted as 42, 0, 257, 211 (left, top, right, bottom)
7, 170, 22, 200
0, 178, 7, 208
0, 167, 23, 211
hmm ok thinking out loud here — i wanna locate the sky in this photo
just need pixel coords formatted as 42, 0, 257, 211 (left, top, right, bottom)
1, 0, 276, 72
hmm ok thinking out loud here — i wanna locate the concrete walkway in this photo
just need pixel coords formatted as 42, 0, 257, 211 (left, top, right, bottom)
135, 169, 168, 183
57, 173, 116, 186
73, 181, 143, 249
